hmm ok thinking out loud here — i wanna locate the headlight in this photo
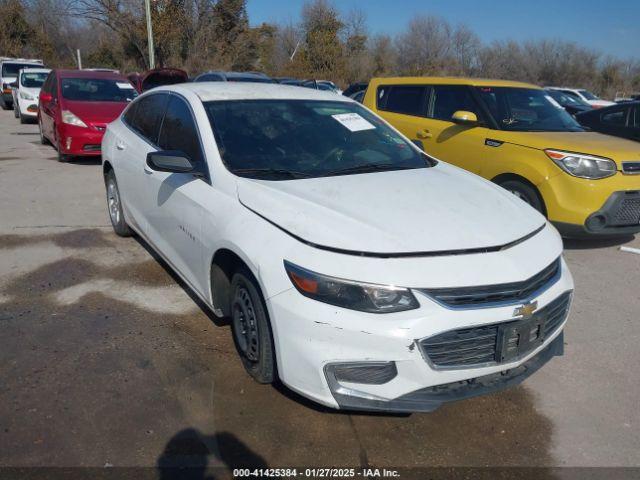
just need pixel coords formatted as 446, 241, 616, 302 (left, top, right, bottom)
61, 110, 88, 128
545, 149, 616, 179
284, 261, 419, 313
19, 91, 34, 100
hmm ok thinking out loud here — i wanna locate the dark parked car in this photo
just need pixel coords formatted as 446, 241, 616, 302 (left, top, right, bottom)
274, 77, 305, 86
128, 68, 188, 93
545, 88, 593, 116
193, 71, 274, 83
342, 82, 368, 98
576, 101, 640, 142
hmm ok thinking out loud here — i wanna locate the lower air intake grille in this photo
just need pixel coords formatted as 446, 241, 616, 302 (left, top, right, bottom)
611, 195, 640, 226
419, 291, 572, 369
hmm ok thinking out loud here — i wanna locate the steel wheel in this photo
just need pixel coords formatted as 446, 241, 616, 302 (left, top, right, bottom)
232, 287, 260, 363
107, 177, 121, 226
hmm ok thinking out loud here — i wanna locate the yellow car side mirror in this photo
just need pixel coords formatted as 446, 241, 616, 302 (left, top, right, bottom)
451, 111, 478, 125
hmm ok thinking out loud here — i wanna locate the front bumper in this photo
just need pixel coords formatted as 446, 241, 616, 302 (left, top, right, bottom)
555, 190, 640, 237
541, 172, 640, 237
267, 256, 573, 411
17, 98, 38, 116
57, 124, 104, 156
327, 332, 563, 412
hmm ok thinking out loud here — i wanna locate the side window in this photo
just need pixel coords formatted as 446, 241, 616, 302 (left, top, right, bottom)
40, 74, 51, 94
50, 74, 58, 99
128, 94, 169, 144
634, 107, 640, 128
122, 100, 139, 126
158, 95, 204, 166
430, 85, 479, 122
601, 109, 626, 126
377, 85, 427, 116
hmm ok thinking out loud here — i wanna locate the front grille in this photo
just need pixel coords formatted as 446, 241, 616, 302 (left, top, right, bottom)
611, 194, 640, 226
419, 258, 560, 308
419, 291, 571, 368
82, 144, 101, 152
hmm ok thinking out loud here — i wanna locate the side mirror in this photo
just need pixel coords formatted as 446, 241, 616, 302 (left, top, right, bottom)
39, 92, 52, 103
451, 110, 478, 125
146, 151, 194, 173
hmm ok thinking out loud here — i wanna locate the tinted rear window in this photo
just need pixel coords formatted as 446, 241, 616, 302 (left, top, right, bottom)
377, 85, 427, 116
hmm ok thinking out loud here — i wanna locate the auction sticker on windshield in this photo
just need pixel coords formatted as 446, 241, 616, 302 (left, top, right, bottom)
332, 112, 376, 132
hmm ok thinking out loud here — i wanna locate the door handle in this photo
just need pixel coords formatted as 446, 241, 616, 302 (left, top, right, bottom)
417, 129, 433, 139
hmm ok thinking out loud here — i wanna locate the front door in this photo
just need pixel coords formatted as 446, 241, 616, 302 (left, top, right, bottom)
418, 85, 489, 174
143, 94, 210, 296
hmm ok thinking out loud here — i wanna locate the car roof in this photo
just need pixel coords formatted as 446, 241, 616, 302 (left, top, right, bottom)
370, 76, 539, 89
55, 69, 127, 80
163, 82, 354, 102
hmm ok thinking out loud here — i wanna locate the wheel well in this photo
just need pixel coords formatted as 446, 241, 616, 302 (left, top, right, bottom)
491, 173, 547, 217
103, 161, 113, 177
210, 249, 251, 317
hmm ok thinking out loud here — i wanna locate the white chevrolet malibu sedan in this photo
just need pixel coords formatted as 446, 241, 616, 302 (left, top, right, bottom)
101, 83, 574, 412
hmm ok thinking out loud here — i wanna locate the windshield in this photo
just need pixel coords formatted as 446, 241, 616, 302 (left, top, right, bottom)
61, 78, 137, 102
204, 100, 431, 180
579, 89, 599, 101
20, 72, 48, 88
476, 87, 584, 132
2, 63, 41, 77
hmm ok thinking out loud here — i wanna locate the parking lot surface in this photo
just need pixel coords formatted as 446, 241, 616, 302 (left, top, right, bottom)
0, 110, 639, 475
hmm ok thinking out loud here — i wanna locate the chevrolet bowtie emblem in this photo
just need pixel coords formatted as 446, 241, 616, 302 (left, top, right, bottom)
514, 300, 538, 318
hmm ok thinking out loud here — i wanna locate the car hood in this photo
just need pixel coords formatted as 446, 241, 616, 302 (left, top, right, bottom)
236, 165, 546, 255
19, 87, 41, 98
493, 130, 640, 162
63, 100, 130, 124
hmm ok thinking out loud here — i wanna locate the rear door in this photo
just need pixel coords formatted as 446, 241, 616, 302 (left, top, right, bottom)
143, 93, 211, 295
374, 84, 430, 148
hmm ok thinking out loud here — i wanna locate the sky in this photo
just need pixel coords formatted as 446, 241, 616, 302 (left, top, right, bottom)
247, 0, 640, 60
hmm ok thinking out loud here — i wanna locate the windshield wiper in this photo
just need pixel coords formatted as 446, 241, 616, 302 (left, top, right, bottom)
232, 168, 312, 179
323, 163, 418, 177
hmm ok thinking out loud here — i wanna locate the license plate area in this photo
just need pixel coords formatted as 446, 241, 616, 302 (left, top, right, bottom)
497, 315, 546, 363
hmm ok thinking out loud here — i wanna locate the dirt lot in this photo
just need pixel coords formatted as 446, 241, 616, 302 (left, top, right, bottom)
0, 110, 639, 478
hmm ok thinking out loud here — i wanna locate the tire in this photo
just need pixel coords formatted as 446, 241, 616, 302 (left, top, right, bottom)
57, 138, 70, 163
230, 269, 275, 384
19, 114, 28, 124
14, 104, 19, 118
104, 169, 133, 237
498, 179, 545, 214
39, 120, 50, 145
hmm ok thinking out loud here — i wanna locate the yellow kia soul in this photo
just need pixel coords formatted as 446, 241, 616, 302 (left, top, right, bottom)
364, 77, 640, 237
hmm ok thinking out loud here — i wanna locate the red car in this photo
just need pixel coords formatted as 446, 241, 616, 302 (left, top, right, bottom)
38, 69, 137, 162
